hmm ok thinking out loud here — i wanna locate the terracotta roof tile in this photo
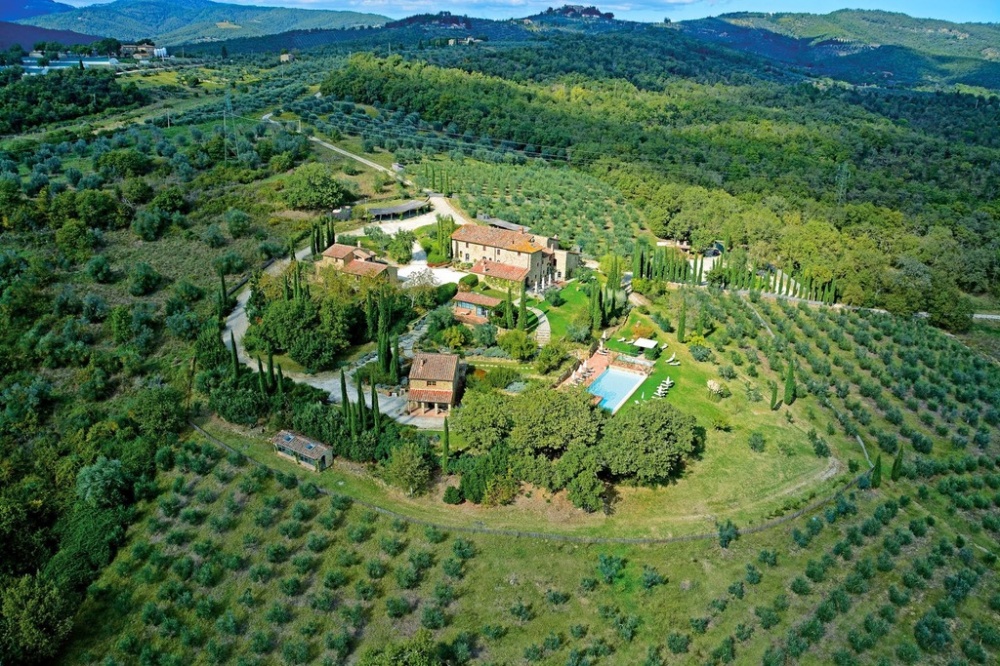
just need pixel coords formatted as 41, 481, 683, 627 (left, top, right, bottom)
451, 224, 544, 253
452, 292, 502, 308
407, 388, 455, 404
409, 353, 460, 381
342, 259, 390, 277
322, 243, 359, 260
470, 260, 530, 282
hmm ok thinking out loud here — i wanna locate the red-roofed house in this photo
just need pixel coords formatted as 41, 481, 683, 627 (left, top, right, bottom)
451, 224, 579, 288
451, 291, 502, 325
406, 353, 462, 416
318, 243, 397, 283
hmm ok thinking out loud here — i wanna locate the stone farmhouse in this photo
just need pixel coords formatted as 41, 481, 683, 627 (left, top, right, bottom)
272, 430, 332, 471
318, 243, 398, 283
450, 224, 580, 289
406, 353, 462, 416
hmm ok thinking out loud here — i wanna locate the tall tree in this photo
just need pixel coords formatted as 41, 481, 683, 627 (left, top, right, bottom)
340, 369, 349, 419
371, 383, 381, 431
230, 331, 240, 381
504, 286, 514, 330
517, 281, 527, 331
389, 336, 401, 385
442, 418, 450, 474
890, 449, 903, 482
871, 454, 882, 488
676, 296, 686, 344
783, 357, 796, 406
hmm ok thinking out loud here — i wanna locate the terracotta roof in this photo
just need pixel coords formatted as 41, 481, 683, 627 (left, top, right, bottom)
470, 260, 530, 283
409, 353, 460, 382
322, 243, 358, 260
272, 430, 331, 460
452, 224, 544, 253
342, 259, 390, 277
452, 292, 502, 308
407, 388, 456, 404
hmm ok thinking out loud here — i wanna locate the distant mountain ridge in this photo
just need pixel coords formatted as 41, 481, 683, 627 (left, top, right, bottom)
18, 0, 389, 45
0, 20, 102, 50
0, 0, 74, 23
679, 9, 1000, 89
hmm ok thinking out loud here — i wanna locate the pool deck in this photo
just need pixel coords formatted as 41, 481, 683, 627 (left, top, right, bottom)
561, 349, 649, 413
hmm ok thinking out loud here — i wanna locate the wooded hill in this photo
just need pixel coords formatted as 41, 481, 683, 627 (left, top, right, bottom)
18, 0, 389, 45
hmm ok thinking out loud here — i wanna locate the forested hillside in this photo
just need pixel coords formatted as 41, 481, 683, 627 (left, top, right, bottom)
681, 10, 1000, 89
320, 37, 999, 322
19, 0, 388, 44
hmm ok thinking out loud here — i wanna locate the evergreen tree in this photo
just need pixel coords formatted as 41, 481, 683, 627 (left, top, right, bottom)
591, 284, 603, 331
356, 373, 366, 430
276, 366, 285, 400
371, 383, 381, 431
267, 350, 275, 391
517, 281, 527, 331
504, 287, 514, 330
784, 358, 796, 406
871, 454, 882, 488
389, 336, 401, 385
340, 369, 349, 419
677, 297, 686, 343
378, 295, 391, 374
442, 418, 450, 474
230, 331, 240, 381
891, 449, 903, 481
258, 363, 267, 397
769, 381, 779, 410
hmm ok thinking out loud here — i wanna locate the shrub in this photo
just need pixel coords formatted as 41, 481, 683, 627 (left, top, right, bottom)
748, 431, 765, 452
442, 485, 464, 505
667, 632, 690, 654
129, 262, 162, 296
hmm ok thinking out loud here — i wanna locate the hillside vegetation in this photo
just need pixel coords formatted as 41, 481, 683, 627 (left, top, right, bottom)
681, 10, 1000, 88
19, 0, 388, 45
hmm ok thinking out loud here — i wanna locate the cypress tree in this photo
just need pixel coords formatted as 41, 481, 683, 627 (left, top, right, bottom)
340, 369, 349, 419
769, 381, 778, 410
219, 272, 228, 314
377, 296, 391, 373
505, 287, 514, 330
258, 364, 267, 397
283, 274, 290, 301
891, 449, 903, 481
230, 331, 240, 381
371, 383, 381, 431
871, 455, 882, 488
696, 256, 704, 285
677, 297, 686, 343
389, 336, 400, 385
784, 358, 796, 406
276, 366, 285, 400
442, 418, 450, 474
356, 373, 366, 430
517, 281, 527, 331
267, 350, 275, 391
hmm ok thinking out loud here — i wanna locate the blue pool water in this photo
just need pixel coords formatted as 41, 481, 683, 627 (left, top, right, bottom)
587, 367, 646, 413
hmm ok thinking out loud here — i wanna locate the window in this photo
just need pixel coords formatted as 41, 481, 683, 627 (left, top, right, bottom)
426, 380, 437, 386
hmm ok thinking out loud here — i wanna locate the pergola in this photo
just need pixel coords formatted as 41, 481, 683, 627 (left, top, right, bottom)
633, 337, 658, 349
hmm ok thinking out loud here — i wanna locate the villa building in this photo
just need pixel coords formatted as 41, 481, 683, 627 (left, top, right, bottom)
451, 291, 502, 325
451, 224, 579, 289
318, 243, 398, 283
406, 353, 461, 416
272, 430, 332, 471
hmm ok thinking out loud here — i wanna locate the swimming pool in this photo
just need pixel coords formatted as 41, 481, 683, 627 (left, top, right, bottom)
587, 367, 646, 413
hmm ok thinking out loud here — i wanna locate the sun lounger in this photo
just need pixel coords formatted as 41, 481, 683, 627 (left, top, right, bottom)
618, 337, 626, 342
